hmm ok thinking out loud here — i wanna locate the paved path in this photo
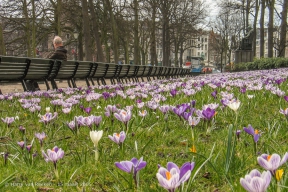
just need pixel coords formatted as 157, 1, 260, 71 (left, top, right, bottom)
0, 80, 89, 94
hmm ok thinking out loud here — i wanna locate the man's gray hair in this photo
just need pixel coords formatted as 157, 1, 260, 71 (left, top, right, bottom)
53, 36, 63, 45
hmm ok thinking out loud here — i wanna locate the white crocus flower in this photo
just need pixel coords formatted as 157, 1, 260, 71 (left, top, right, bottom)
46, 107, 50, 112
227, 100, 241, 112
90, 130, 103, 147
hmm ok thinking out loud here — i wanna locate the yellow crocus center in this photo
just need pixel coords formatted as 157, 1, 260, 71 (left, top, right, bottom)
190, 145, 197, 153
166, 171, 172, 180
276, 169, 284, 181
116, 133, 120, 137
122, 111, 127, 116
267, 155, 271, 161
255, 130, 259, 134
142, 110, 145, 114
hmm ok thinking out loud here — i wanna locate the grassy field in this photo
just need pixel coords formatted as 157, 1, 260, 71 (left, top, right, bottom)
1, 68, 288, 192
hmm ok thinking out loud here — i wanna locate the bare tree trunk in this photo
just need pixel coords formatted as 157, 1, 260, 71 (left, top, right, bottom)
252, 0, 259, 57
23, 0, 31, 57
88, 0, 104, 62
82, 0, 93, 61
0, 25, 6, 55
149, 0, 157, 66
245, 0, 251, 29
105, 0, 119, 64
259, 0, 265, 57
133, 0, 140, 65
279, 0, 288, 57
267, 0, 274, 57
56, 0, 62, 36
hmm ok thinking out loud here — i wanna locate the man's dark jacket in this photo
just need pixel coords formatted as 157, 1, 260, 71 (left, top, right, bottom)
49, 46, 67, 61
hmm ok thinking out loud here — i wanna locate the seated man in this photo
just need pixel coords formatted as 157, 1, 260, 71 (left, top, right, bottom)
49, 36, 67, 61
26, 36, 67, 91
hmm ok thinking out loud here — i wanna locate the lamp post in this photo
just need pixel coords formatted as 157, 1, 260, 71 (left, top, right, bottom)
73, 31, 79, 60
107, 42, 111, 63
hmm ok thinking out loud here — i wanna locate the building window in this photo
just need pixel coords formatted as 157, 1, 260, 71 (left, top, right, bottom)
205, 44, 207, 50
198, 52, 200, 56
198, 44, 200, 50
205, 38, 207, 42
198, 37, 200, 41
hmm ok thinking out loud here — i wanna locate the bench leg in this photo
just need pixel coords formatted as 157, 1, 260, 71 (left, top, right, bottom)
21, 80, 28, 92
45, 80, 50, 90
85, 78, 90, 87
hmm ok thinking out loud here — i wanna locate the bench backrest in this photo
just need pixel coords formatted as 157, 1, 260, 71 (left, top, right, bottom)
0, 56, 30, 80
48, 60, 78, 80
25, 58, 54, 80
74, 61, 93, 79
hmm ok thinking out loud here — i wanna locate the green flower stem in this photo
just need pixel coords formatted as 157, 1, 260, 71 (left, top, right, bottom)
95, 147, 99, 162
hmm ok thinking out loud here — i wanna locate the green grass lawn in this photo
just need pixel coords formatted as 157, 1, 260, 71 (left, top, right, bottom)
1, 69, 288, 192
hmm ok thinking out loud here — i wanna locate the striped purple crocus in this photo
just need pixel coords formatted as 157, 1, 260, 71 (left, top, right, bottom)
35, 132, 46, 147
156, 162, 195, 192
243, 124, 260, 143
115, 157, 147, 187
108, 131, 126, 145
257, 153, 288, 174
114, 109, 132, 126
1, 117, 15, 126
42, 146, 64, 169
39, 112, 58, 124
240, 169, 271, 192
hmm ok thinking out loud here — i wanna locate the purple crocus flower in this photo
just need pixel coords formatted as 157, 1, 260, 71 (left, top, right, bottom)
243, 124, 260, 143
211, 90, 217, 99
108, 131, 126, 145
17, 141, 25, 149
284, 96, 288, 102
1, 117, 15, 126
170, 89, 177, 97
240, 169, 271, 192
102, 92, 110, 99
39, 112, 58, 124
35, 132, 46, 147
202, 107, 215, 120
240, 87, 246, 94
84, 107, 92, 114
279, 108, 288, 117
115, 157, 147, 186
156, 162, 195, 191
42, 146, 64, 169
26, 145, 32, 153
188, 116, 200, 127
257, 153, 288, 174
236, 130, 241, 140
19, 125, 26, 133
159, 105, 171, 114
191, 100, 196, 108
115, 157, 147, 175
114, 110, 132, 125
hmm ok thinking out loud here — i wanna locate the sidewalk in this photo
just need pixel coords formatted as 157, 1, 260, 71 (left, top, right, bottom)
0, 80, 89, 94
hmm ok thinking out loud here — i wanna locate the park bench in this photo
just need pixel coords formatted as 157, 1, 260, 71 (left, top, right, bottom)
102, 63, 119, 85
0, 56, 31, 91
0, 56, 194, 92
47, 60, 78, 89
90, 62, 109, 85
125, 65, 138, 83
73, 61, 94, 87
115, 64, 129, 84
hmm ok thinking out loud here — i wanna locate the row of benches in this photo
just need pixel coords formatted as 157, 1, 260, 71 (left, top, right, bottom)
0, 56, 191, 91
